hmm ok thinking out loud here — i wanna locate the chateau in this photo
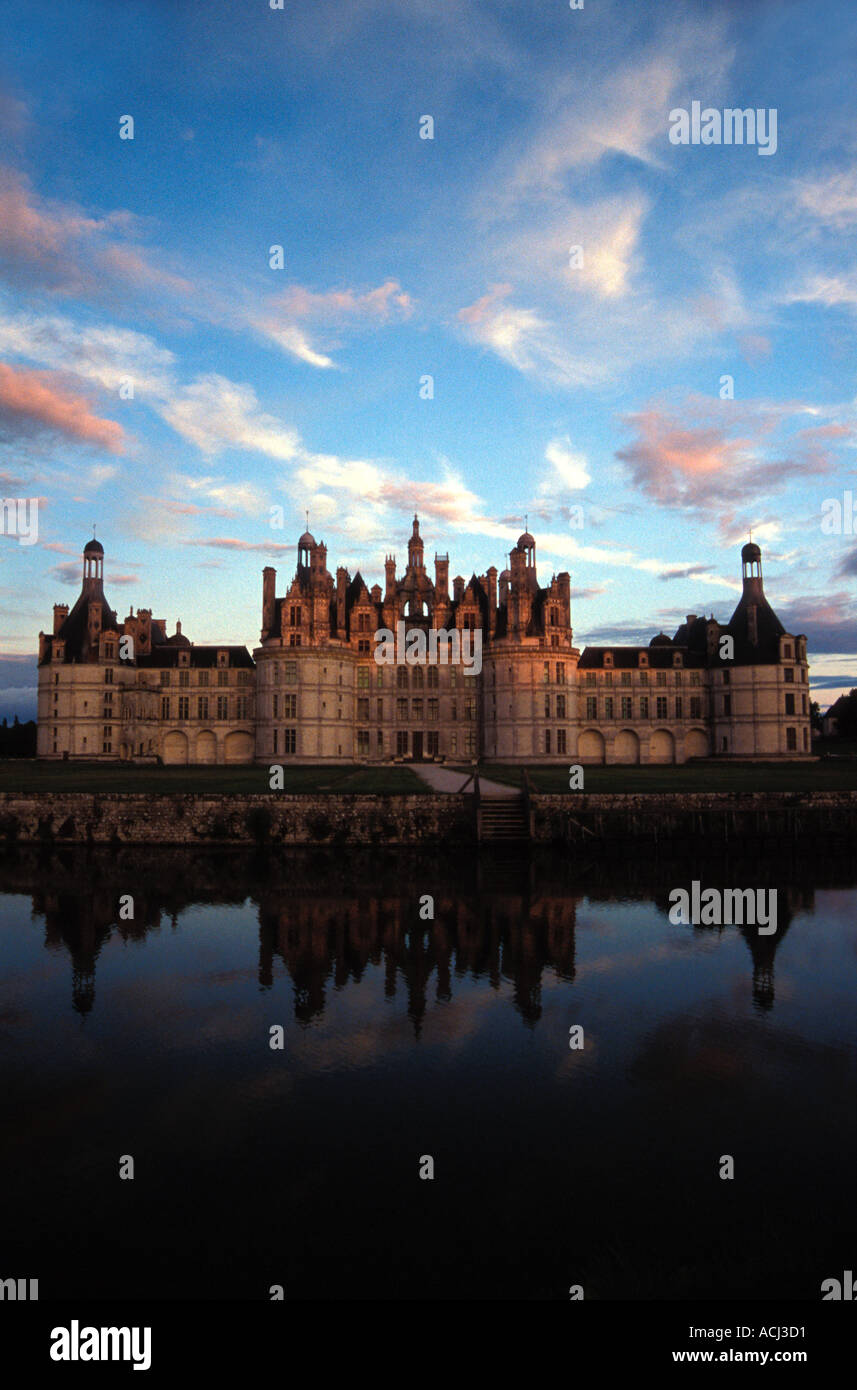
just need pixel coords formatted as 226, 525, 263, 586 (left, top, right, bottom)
37, 522, 811, 765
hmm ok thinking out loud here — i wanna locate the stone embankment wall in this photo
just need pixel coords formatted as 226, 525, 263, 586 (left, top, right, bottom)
0, 793, 471, 846
0, 790, 854, 846
532, 791, 857, 846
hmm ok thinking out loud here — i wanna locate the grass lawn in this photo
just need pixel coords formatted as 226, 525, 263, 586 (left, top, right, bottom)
478, 760, 857, 794
0, 761, 427, 795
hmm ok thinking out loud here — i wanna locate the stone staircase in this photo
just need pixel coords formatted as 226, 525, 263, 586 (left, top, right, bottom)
478, 795, 530, 842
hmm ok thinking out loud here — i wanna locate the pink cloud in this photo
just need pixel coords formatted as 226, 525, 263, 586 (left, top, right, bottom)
273, 280, 414, 322
0, 362, 124, 452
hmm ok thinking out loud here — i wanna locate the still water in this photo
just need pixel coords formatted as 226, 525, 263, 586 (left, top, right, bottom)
1, 845, 854, 1301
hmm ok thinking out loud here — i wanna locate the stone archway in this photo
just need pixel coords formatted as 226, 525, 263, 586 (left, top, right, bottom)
649, 729, 675, 764
196, 730, 216, 764
162, 730, 188, 765
224, 730, 254, 764
613, 729, 640, 764
578, 729, 606, 764
685, 728, 709, 759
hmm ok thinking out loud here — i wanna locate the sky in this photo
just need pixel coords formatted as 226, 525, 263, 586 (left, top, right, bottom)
0, 0, 855, 720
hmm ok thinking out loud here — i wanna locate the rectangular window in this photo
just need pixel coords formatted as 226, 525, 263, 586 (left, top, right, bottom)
102, 741, 112, 754
543, 662, 550, 683
723, 669, 731, 686
451, 700, 457, 721
449, 732, 458, 755
358, 698, 370, 720
463, 728, 477, 755
104, 667, 113, 684
377, 666, 384, 688
289, 606, 301, 627
412, 666, 424, 689
690, 672, 701, 686
621, 697, 632, 719
786, 726, 797, 751
784, 667, 794, 683
377, 729, 383, 748
586, 696, 597, 719
237, 671, 250, 686
289, 633, 301, 647
586, 672, 596, 686
273, 729, 278, 753
216, 696, 228, 719
675, 697, 683, 718
273, 693, 278, 718
236, 697, 249, 720
357, 639, 370, 654
160, 670, 170, 686
426, 731, 439, 757
545, 729, 551, 754
285, 661, 298, 684
427, 666, 438, 688
283, 728, 296, 754
656, 672, 666, 687
357, 730, 370, 756
198, 696, 209, 720
161, 696, 170, 719
724, 695, 732, 716
449, 668, 457, 688
412, 699, 423, 719
464, 697, 476, 721
557, 729, 567, 754
103, 725, 112, 737
428, 698, 439, 721
397, 698, 408, 721
357, 667, 370, 689
556, 663, 565, 684
544, 694, 551, 719
604, 672, 613, 687
377, 699, 383, 721
397, 730, 408, 757
178, 697, 189, 720
397, 666, 408, 689
674, 672, 682, 686
621, 672, 631, 686
690, 697, 702, 719
199, 671, 209, 687
640, 696, 649, 718
785, 693, 795, 715
283, 694, 296, 719
639, 671, 649, 686
179, 670, 190, 688
605, 697, 614, 719
218, 670, 229, 686
784, 643, 793, 659
656, 696, 667, 719
557, 694, 566, 719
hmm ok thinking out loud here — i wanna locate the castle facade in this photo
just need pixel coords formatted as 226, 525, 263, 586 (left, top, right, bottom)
37, 522, 811, 765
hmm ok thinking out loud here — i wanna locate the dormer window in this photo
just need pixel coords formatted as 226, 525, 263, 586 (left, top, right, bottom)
179, 650, 190, 667
604, 652, 613, 667
673, 653, 683, 667
638, 652, 648, 668
217, 651, 228, 667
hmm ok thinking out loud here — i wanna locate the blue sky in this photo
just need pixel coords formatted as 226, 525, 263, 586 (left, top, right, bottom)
0, 0, 855, 719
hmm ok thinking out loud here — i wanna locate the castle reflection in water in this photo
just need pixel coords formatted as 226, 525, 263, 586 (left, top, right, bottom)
2, 845, 819, 1022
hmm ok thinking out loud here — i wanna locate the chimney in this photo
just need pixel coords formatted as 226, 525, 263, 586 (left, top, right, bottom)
434, 552, 449, 600
53, 604, 69, 634
337, 567, 348, 634
263, 566, 276, 634
453, 575, 464, 603
686, 614, 697, 626
385, 555, 396, 600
